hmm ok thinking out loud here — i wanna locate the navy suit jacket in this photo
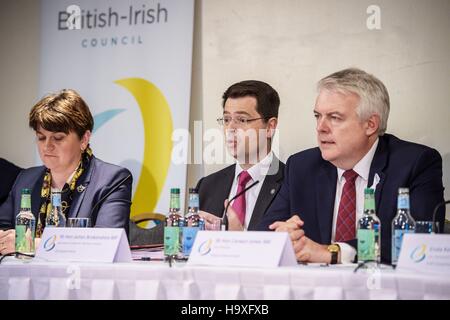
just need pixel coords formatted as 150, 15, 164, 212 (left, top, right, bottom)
0, 157, 132, 235
0, 158, 22, 206
196, 156, 285, 230
257, 134, 445, 264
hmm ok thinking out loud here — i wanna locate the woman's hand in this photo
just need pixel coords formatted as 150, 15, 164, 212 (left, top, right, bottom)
0, 229, 15, 255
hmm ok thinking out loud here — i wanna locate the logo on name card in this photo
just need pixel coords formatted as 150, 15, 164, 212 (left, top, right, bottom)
43, 235, 59, 252
410, 244, 427, 263
198, 239, 213, 256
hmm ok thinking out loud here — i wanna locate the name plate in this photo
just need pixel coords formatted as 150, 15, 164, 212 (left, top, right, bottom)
187, 231, 297, 268
36, 228, 132, 263
397, 233, 450, 275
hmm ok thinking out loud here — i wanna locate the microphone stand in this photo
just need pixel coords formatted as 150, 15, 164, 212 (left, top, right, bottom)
432, 199, 449, 233
221, 180, 259, 230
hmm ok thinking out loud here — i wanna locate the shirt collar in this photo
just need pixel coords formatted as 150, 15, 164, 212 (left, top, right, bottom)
234, 151, 274, 183
51, 169, 78, 192
337, 138, 379, 182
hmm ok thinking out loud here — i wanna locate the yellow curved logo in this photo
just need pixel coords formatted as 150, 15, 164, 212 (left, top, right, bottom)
115, 78, 173, 220
198, 239, 213, 256
410, 244, 427, 263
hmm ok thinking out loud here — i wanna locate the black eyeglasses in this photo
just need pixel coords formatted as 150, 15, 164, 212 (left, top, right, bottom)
216, 116, 267, 126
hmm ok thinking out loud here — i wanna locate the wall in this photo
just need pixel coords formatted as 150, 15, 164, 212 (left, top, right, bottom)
0, 0, 39, 168
200, 0, 450, 201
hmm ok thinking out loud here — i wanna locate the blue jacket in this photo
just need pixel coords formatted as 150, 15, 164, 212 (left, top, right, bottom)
0, 157, 132, 235
257, 134, 445, 264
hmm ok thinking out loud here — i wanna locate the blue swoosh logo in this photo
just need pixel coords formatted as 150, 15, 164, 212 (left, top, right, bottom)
93, 109, 126, 133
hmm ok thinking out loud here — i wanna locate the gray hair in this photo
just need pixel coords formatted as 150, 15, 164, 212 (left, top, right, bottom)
317, 68, 390, 135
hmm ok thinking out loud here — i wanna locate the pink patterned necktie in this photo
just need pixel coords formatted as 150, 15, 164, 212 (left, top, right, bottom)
231, 170, 252, 226
335, 169, 359, 242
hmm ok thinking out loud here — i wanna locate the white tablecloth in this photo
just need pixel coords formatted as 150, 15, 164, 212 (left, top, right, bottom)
1, 258, 449, 300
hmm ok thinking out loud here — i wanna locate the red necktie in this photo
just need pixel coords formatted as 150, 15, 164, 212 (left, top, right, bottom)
335, 169, 359, 242
231, 171, 252, 226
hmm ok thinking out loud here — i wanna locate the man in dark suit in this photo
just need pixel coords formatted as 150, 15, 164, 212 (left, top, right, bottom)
0, 158, 22, 207
258, 68, 444, 264
196, 80, 284, 231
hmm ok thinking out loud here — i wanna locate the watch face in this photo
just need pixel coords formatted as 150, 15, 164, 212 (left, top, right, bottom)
328, 244, 340, 253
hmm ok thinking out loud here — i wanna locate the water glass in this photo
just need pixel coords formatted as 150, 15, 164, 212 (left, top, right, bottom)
68, 217, 91, 228
415, 221, 433, 234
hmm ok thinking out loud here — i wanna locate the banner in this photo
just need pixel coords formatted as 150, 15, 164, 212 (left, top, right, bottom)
39, 0, 194, 217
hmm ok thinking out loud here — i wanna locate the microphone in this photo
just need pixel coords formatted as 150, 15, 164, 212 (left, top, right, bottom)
221, 180, 260, 230
432, 199, 449, 233
80, 174, 132, 221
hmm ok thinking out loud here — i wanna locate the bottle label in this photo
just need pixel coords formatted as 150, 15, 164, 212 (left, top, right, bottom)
15, 225, 35, 254
189, 194, 199, 210
164, 226, 180, 256
397, 195, 410, 209
182, 227, 199, 256
52, 194, 62, 206
357, 229, 376, 261
392, 229, 413, 263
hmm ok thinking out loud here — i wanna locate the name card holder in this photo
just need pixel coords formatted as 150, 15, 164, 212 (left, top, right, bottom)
35, 227, 131, 263
397, 233, 450, 275
187, 231, 297, 268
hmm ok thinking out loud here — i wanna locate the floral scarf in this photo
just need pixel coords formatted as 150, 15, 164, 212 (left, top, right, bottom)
35, 147, 93, 237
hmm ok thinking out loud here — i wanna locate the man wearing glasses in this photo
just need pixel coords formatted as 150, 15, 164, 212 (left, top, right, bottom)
196, 80, 285, 231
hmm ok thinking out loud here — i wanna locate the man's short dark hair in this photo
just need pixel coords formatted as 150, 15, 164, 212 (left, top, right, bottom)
222, 80, 280, 121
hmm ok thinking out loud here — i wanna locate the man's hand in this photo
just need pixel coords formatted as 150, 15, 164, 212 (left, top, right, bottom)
224, 200, 244, 231
269, 214, 304, 232
292, 236, 331, 263
198, 211, 222, 230
269, 214, 331, 263
0, 229, 15, 255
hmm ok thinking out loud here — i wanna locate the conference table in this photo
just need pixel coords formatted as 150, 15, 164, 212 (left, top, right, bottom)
1, 257, 449, 300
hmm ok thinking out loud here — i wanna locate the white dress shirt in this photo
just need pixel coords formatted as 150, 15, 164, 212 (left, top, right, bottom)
332, 139, 379, 264
228, 152, 274, 230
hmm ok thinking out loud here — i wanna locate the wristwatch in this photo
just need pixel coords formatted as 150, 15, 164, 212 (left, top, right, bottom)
327, 243, 340, 264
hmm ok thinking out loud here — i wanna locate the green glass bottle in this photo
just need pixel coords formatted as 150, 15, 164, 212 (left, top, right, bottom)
15, 188, 36, 259
357, 188, 381, 263
164, 188, 182, 259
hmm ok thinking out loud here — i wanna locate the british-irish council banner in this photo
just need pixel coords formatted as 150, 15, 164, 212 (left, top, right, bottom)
39, 0, 194, 218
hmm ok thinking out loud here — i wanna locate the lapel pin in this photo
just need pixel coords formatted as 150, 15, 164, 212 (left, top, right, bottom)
270, 188, 276, 195
77, 185, 86, 193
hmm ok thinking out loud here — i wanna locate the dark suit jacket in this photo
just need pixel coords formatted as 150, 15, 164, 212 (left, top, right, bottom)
257, 134, 445, 264
0, 157, 132, 235
196, 156, 285, 230
0, 158, 22, 206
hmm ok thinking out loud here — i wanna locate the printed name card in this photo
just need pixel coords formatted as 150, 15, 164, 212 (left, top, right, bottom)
187, 231, 297, 268
397, 233, 450, 275
35, 228, 131, 263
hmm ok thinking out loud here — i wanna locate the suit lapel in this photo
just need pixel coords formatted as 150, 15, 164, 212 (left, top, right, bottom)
69, 159, 95, 218
218, 165, 236, 225
249, 157, 283, 230
368, 136, 388, 211
31, 170, 46, 219
315, 161, 337, 244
